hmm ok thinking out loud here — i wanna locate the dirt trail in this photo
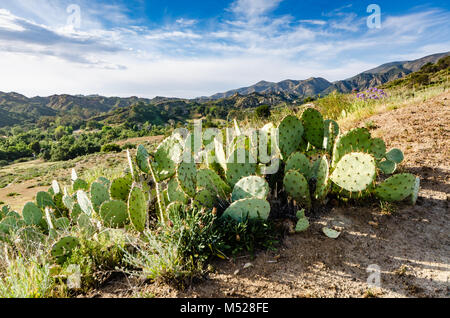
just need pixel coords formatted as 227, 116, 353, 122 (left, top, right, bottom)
99, 90, 448, 299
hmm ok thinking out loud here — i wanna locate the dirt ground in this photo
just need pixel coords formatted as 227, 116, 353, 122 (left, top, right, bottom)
96, 91, 449, 298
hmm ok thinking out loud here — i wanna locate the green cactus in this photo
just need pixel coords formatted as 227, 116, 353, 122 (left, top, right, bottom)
77, 213, 96, 235
90, 182, 110, 212
54, 217, 70, 231
330, 152, 376, 193
278, 115, 304, 159
177, 161, 197, 197
76, 190, 95, 217
369, 138, 387, 160
331, 128, 372, 167
110, 176, 132, 202
0, 216, 25, 235
222, 198, 271, 222
231, 176, 269, 201
153, 135, 183, 181
136, 144, 151, 174
51, 236, 80, 264
295, 210, 309, 232
323, 119, 340, 153
301, 108, 324, 149
70, 204, 83, 223
378, 159, 397, 175
386, 148, 404, 164
167, 177, 188, 204
22, 202, 43, 226
97, 177, 111, 188
36, 191, 55, 209
283, 170, 311, 208
197, 169, 231, 198
285, 152, 311, 178
100, 200, 129, 228
194, 189, 216, 209
374, 173, 416, 202
73, 178, 89, 192
128, 186, 147, 232
311, 156, 330, 201
226, 148, 257, 187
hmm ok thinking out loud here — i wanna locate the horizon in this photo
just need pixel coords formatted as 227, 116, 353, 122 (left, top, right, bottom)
1, 0, 450, 99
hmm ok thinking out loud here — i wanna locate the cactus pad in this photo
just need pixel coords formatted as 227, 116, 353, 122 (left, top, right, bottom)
90, 182, 110, 212
285, 152, 311, 178
330, 152, 376, 192
100, 200, 128, 228
301, 108, 324, 148
283, 170, 311, 208
73, 179, 88, 192
110, 177, 132, 202
278, 115, 304, 159
76, 190, 94, 216
311, 157, 330, 201
153, 135, 183, 181
177, 162, 197, 197
197, 169, 231, 198
128, 186, 147, 232
374, 173, 416, 202
194, 189, 216, 209
36, 191, 55, 209
378, 159, 397, 175
331, 128, 372, 167
231, 176, 269, 201
323, 119, 340, 152
136, 144, 151, 174
222, 198, 271, 222
322, 227, 340, 239
167, 178, 188, 204
22, 202, 43, 226
386, 148, 404, 164
225, 148, 257, 187
51, 236, 80, 264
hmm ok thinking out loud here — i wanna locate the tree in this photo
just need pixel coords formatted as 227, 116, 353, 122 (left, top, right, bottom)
29, 141, 41, 155
255, 105, 271, 118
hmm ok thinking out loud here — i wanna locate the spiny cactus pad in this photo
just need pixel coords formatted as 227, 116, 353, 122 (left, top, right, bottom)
110, 177, 132, 202
100, 200, 128, 228
197, 169, 231, 198
73, 179, 89, 192
36, 191, 55, 209
283, 170, 311, 208
167, 178, 188, 204
278, 115, 304, 159
76, 190, 94, 216
222, 198, 270, 222
194, 189, 216, 209
374, 173, 416, 202
51, 236, 80, 264
330, 152, 376, 192
369, 138, 387, 160
177, 162, 197, 197
285, 152, 311, 178
378, 159, 397, 175
386, 148, 404, 164
22, 202, 43, 226
301, 108, 324, 148
331, 128, 372, 167
70, 204, 83, 223
312, 157, 330, 201
128, 186, 147, 232
97, 177, 111, 188
323, 119, 340, 152
90, 182, 110, 212
225, 148, 257, 187
153, 135, 183, 181
231, 176, 269, 201
54, 217, 70, 231
136, 145, 151, 174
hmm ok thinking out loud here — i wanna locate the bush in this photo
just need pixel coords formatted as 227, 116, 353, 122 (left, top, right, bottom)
255, 105, 271, 118
101, 144, 122, 153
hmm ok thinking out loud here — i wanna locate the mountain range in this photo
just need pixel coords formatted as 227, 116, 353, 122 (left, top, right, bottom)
0, 51, 448, 128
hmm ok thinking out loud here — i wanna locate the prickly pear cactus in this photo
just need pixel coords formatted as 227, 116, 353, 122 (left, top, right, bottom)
378, 159, 397, 175
311, 156, 330, 201
110, 176, 132, 202
51, 236, 80, 264
100, 200, 128, 228
278, 115, 304, 159
167, 178, 188, 204
385, 148, 404, 164
222, 198, 271, 222
90, 182, 110, 212
194, 189, 216, 209
70, 204, 83, 223
177, 162, 197, 197
73, 178, 89, 192
22, 202, 43, 226
54, 217, 70, 231
231, 176, 269, 201
295, 210, 309, 232
285, 152, 311, 178
136, 144, 151, 174
330, 152, 376, 192
197, 169, 231, 198
301, 108, 324, 149
283, 170, 311, 208
331, 128, 372, 167
128, 186, 147, 232
153, 135, 183, 181
97, 177, 111, 188
374, 173, 416, 202
225, 148, 257, 187
76, 190, 95, 217
36, 191, 55, 209
368, 138, 387, 160
323, 119, 340, 153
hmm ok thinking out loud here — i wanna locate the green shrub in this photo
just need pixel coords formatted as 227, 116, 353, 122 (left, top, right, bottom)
101, 144, 122, 153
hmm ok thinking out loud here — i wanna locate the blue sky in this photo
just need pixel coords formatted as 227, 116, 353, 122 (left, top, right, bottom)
0, 0, 449, 98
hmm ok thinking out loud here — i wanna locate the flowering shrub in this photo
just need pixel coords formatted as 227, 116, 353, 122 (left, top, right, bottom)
355, 87, 387, 100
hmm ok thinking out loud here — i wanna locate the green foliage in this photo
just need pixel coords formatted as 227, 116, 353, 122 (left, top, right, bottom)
101, 144, 122, 153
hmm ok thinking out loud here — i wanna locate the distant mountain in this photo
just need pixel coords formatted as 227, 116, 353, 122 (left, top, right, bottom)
208, 52, 450, 99
0, 51, 448, 128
